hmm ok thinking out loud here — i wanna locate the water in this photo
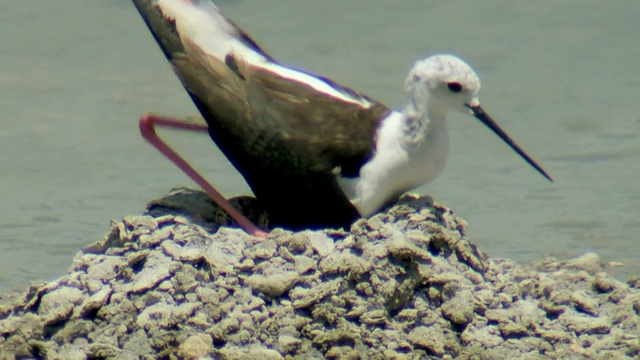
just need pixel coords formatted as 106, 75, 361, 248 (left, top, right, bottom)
1, 0, 638, 292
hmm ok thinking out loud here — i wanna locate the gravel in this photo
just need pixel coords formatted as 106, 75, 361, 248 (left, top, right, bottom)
1, 188, 639, 359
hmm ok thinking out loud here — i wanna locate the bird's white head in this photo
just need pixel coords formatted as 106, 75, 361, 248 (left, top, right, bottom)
403, 55, 481, 120
401, 54, 553, 183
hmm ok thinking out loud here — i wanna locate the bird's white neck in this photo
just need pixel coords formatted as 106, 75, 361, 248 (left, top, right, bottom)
400, 77, 449, 146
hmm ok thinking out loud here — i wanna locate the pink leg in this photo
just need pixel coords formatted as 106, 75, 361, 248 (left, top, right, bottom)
139, 114, 268, 238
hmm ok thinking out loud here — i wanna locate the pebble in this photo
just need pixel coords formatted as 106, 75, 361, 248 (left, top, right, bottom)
245, 272, 298, 297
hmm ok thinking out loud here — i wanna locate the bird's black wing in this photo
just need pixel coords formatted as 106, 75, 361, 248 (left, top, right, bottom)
131, 0, 389, 229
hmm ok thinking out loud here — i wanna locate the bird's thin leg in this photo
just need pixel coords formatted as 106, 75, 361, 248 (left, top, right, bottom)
138, 114, 268, 238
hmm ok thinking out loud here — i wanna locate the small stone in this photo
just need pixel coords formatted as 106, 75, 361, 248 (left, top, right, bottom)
309, 232, 335, 258
408, 326, 446, 355
76, 286, 112, 317
499, 323, 529, 338
367, 215, 385, 230
287, 233, 308, 253
237, 258, 255, 271
178, 333, 214, 360
539, 329, 573, 344
139, 226, 173, 249
278, 334, 301, 353
564, 253, 603, 274
85, 256, 124, 283
247, 346, 284, 360
157, 280, 173, 292
627, 276, 640, 289
312, 330, 358, 347
56, 342, 89, 360
441, 289, 475, 325
253, 239, 278, 259
570, 291, 599, 316
204, 241, 244, 273
86, 342, 121, 358
123, 215, 158, 233
294, 256, 317, 275
162, 241, 204, 262
398, 308, 418, 322
245, 272, 298, 297
485, 309, 511, 324
563, 314, 611, 335
38, 287, 84, 325
126, 252, 173, 293
136, 302, 182, 330
360, 309, 387, 325
594, 273, 617, 293
290, 280, 340, 309
122, 329, 154, 356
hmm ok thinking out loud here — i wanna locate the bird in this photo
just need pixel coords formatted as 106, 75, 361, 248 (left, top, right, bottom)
131, 0, 552, 237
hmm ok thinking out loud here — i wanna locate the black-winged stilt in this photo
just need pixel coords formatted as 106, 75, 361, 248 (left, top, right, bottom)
131, 0, 552, 237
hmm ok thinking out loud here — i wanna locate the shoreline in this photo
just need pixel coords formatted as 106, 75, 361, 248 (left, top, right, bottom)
1, 188, 639, 358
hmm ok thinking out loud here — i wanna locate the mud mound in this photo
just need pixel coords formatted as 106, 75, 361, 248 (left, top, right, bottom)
1, 189, 639, 359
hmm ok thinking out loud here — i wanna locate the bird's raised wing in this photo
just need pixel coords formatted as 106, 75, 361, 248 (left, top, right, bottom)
131, 0, 390, 228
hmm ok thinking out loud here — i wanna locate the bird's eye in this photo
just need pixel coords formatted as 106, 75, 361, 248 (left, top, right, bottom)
447, 82, 463, 93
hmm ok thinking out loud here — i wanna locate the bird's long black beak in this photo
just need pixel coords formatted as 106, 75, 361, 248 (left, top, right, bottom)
466, 104, 553, 182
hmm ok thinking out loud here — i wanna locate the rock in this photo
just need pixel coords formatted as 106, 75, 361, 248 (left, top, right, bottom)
38, 286, 84, 326
360, 309, 387, 325
74, 287, 112, 320
290, 280, 340, 309
571, 290, 600, 316
408, 326, 447, 355
441, 288, 475, 325
122, 329, 153, 356
247, 346, 284, 360
308, 232, 335, 258
562, 314, 611, 335
124, 251, 173, 293
244, 272, 298, 297
278, 334, 301, 353
161, 240, 205, 262
204, 237, 244, 274
565, 253, 603, 274
177, 333, 214, 360
293, 255, 317, 275
0, 190, 638, 359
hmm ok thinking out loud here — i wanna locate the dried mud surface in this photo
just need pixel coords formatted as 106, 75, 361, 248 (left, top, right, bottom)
1, 188, 639, 359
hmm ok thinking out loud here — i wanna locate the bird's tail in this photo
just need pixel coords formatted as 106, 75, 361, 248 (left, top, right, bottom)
131, 0, 272, 65
131, 0, 269, 125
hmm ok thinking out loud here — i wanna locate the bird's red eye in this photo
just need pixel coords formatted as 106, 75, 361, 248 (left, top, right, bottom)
447, 82, 462, 93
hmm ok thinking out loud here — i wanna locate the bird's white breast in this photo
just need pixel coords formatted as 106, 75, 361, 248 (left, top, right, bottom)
339, 111, 450, 217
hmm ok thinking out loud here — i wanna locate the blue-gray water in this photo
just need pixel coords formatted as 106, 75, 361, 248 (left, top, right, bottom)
1, 0, 639, 292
